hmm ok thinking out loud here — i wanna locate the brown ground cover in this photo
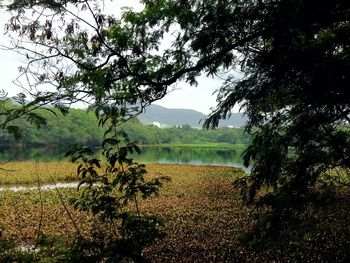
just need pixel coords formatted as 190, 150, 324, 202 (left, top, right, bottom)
0, 163, 349, 262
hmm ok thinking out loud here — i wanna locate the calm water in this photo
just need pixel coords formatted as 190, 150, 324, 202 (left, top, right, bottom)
0, 145, 248, 171
135, 146, 248, 170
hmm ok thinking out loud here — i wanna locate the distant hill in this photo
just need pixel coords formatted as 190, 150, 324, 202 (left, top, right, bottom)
4, 98, 247, 128
138, 104, 247, 128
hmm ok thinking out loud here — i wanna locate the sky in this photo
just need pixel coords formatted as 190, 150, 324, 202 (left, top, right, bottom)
0, 1, 240, 115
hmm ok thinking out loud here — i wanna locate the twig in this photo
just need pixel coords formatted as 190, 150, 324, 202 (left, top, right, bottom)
34, 151, 44, 248
114, 125, 141, 217
54, 184, 83, 238
0, 156, 17, 172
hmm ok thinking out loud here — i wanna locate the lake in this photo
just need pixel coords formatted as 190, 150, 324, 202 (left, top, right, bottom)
0, 145, 248, 171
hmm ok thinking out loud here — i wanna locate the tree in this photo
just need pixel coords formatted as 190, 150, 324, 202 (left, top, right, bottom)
4, 0, 261, 119
4, 0, 350, 244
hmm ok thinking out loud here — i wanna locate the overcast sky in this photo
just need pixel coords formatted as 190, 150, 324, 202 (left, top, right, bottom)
0, 1, 239, 114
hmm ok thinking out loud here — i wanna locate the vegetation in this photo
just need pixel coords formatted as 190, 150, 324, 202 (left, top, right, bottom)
204, 0, 350, 242
0, 102, 172, 261
1, 163, 350, 262
0, 162, 78, 185
118, 118, 249, 145
0, 91, 68, 141
1, 0, 349, 260
0, 106, 249, 148
0, 107, 103, 148
62, 120, 170, 261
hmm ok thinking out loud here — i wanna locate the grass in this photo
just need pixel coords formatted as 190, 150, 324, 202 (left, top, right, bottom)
0, 163, 350, 262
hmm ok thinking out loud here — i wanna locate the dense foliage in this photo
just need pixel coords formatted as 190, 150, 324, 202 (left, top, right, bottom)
0, 106, 103, 147
118, 118, 249, 145
212, 0, 350, 241
0, 91, 69, 140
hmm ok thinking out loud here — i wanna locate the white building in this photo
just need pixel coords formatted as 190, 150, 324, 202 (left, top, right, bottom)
152, 121, 161, 128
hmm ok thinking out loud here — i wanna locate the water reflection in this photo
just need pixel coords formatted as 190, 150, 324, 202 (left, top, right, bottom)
0, 145, 68, 162
0, 145, 248, 171
134, 146, 249, 171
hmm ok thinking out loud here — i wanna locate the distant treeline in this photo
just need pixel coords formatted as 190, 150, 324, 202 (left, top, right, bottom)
0, 107, 250, 147
119, 119, 250, 146
0, 107, 103, 147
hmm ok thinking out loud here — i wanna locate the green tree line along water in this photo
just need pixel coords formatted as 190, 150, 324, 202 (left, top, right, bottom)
0, 106, 249, 149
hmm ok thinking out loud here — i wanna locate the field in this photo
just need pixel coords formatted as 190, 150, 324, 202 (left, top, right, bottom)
0, 162, 350, 262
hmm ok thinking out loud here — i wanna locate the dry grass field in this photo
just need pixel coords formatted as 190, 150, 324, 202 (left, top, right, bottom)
0, 163, 349, 262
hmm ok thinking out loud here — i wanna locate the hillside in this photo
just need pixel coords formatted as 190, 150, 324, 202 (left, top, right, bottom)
139, 104, 247, 128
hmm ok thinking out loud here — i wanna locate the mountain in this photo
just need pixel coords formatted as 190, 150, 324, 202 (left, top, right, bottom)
138, 104, 247, 128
